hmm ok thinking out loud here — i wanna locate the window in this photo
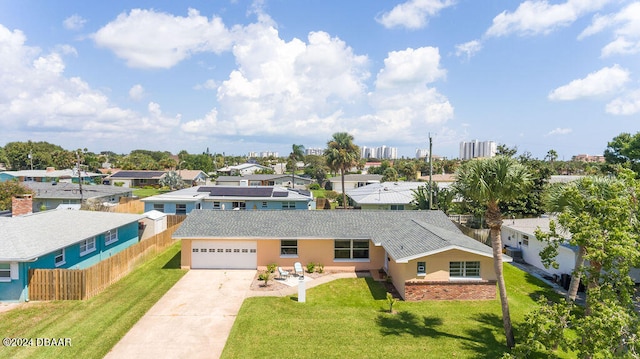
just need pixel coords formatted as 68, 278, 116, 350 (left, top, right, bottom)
334, 240, 369, 260
209, 249, 215, 253
262, 201, 268, 208
176, 204, 187, 215
217, 249, 224, 253
282, 201, 295, 210
213, 202, 221, 209
280, 240, 298, 256
417, 261, 426, 276
153, 203, 164, 212
105, 229, 118, 245
79, 237, 96, 256
0, 263, 10, 282
232, 202, 246, 210
233, 249, 240, 253
522, 235, 529, 246
193, 248, 199, 253
449, 261, 480, 278
390, 204, 405, 210
54, 249, 65, 267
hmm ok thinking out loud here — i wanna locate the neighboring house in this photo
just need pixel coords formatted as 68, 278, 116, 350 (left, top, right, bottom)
416, 173, 456, 189
176, 170, 209, 187
0, 168, 103, 184
501, 217, 576, 277
102, 170, 166, 188
141, 185, 314, 214
328, 174, 382, 193
0, 209, 144, 302
215, 174, 314, 189
24, 182, 133, 211
174, 210, 510, 301
217, 163, 272, 176
346, 181, 426, 210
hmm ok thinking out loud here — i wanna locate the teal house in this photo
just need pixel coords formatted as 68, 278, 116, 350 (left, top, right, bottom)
0, 209, 143, 302
141, 185, 314, 213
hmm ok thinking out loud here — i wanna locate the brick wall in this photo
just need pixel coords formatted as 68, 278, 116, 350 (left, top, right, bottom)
404, 280, 496, 301
12, 194, 33, 217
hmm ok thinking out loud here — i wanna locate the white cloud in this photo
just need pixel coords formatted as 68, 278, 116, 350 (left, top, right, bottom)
376, 0, 455, 30
0, 24, 181, 142
547, 128, 572, 135
548, 64, 629, 101
606, 89, 640, 115
579, 2, 640, 57
193, 79, 218, 90
92, 8, 233, 69
128, 84, 145, 101
375, 47, 446, 90
486, 0, 611, 37
63, 14, 87, 31
455, 40, 482, 59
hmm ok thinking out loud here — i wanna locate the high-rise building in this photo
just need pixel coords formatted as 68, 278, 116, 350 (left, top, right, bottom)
459, 140, 496, 160
415, 148, 429, 159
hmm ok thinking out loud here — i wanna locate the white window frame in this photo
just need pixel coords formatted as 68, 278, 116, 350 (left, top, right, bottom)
334, 239, 370, 262
0, 263, 11, 282
104, 229, 119, 246
282, 201, 296, 210
449, 261, 481, 279
80, 237, 97, 256
232, 201, 246, 210
54, 249, 66, 267
417, 261, 426, 276
175, 203, 187, 215
280, 240, 298, 257
213, 201, 221, 209
153, 203, 164, 212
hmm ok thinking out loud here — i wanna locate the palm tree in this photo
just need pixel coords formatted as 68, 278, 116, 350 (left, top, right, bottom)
289, 144, 305, 188
324, 132, 360, 209
452, 156, 532, 349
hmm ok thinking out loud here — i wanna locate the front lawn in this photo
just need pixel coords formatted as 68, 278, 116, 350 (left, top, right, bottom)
0, 242, 185, 359
222, 265, 570, 359
132, 187, 169, 198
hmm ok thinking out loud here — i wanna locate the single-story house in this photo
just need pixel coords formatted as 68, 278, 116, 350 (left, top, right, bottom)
416, 173, 456, 190
174, 210, 509, 301
215, 174, 314, 189
0, 168, 104, 184
102, 170, 167, 188
176, 170, 209, 187
217, 163, 272, 176
328, 174, 382, 193
0, 209, 144, 302
347, 181, 428, 210
24, 182, 133, 211
141, 185, 314, 214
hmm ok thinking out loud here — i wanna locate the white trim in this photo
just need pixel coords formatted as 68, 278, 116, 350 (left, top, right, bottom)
104, 229, 119, 246
280, 255, 299, 259
10, 262, 19, 280
449, 277, 483, 282
54, 249, 66, 267
79, 237, 97, 256
0, 263, 11, 282
395, 245, 507, 263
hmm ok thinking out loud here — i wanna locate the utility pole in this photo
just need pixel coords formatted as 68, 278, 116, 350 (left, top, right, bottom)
29, 150, 33, 170
429, 134, 433, 210
76, 151, 83, 205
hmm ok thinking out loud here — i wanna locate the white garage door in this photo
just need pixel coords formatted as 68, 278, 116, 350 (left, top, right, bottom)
191, 240, 257, 269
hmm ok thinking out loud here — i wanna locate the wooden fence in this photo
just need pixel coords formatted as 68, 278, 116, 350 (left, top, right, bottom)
28, 217, 185, 301
112, 199, 145, 214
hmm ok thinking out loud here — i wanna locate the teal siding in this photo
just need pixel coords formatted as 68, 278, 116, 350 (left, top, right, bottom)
0, 222, 139, 302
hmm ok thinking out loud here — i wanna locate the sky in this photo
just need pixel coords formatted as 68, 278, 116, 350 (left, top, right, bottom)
0, 0, 639, 160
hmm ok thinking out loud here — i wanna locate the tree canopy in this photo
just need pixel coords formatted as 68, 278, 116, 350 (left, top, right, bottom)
324, 132, 360, 208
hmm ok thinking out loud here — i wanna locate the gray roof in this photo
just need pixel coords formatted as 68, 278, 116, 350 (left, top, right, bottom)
24, 182, 133, 200
346, 182, 425, 205
216, 174, 313, 182
173, 210, 497, 262
328, 174, 382, 183
141, 185, 312, 203
0, 210, 144, 261
106, 170, 166, 179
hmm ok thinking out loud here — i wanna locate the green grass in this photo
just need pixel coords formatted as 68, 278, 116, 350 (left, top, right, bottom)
222, 265, 570, 359
132, 187, 168, 198
0, 242, 186, 359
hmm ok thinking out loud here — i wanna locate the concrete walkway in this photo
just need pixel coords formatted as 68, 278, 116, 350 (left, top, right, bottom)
104, 270, 255, 359
246, 272, 360, 297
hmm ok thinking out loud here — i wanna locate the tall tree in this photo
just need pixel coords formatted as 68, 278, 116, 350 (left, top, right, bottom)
452, 156, 533, 348
289, 144, 305, 188
324, 132, 360, 209
0, 180, 33, 211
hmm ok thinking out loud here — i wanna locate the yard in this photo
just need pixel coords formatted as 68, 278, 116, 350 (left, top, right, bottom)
222, 264, 572, 359
0, 242, 185, 359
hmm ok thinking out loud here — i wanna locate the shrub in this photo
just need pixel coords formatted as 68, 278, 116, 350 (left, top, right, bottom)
114, 182, 124, 187
316, 264, 324, 273
266, 263, 277, 273
306, 262, 315, 273
386, 292, 398, 313
309, 183, 321, 190
258, 271, 271, 286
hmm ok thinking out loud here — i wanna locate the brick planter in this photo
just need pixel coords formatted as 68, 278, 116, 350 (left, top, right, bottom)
404, 280, 497, 301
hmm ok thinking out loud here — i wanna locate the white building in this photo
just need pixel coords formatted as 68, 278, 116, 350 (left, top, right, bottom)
459, 140, 496, 160
304, 148, 324, 156
361, 145, 398, 160
415, 148, 429, 159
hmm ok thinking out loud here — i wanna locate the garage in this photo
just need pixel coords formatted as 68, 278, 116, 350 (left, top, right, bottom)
191, 240, 257, 269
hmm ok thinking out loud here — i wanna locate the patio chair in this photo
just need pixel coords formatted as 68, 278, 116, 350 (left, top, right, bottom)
294, 262, 304, 277
278, 267, 290, 279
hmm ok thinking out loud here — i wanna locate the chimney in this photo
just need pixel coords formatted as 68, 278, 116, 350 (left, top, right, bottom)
12, 194, 33, 217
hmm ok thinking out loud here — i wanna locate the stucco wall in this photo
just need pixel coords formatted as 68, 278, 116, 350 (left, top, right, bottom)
502, 227, 576, 276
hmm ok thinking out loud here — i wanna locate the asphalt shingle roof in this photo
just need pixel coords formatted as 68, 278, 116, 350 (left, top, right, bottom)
24, 182, 132, 200
107, 170, 166, 179
0, 210, 143, 261
173, 210, 495, 262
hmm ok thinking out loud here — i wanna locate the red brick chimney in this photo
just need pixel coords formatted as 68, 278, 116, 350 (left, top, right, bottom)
12, 194, 33, 217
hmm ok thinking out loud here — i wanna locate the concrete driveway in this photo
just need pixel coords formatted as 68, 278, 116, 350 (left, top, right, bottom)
105, 270, 255, 359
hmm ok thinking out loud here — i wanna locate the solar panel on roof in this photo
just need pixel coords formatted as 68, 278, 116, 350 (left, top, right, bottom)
272, 191, 289, 197
209, 187, 274, 197
197, 186, 215, 192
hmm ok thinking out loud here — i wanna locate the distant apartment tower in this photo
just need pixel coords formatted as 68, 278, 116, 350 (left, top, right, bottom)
459, 140, 496, 160
247, 151, 259, 158
257, 151, 279, 158
415, 148, 429, 159
361, 145, 397, 159
305, 148, 324, 156
572, 154, 605, 163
